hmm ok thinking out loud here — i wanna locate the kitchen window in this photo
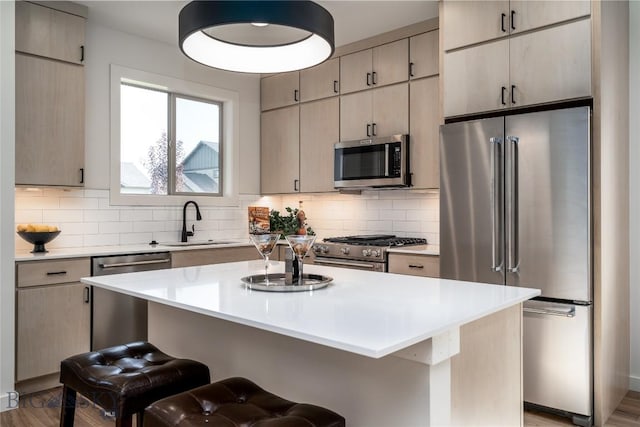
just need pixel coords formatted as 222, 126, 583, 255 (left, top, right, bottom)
110, 65, 240, 206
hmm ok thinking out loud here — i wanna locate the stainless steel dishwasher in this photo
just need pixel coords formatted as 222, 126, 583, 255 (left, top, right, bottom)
91, 252, 171, 350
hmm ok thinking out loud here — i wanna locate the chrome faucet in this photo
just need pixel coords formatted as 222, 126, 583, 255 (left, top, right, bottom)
181, 200, 202, 242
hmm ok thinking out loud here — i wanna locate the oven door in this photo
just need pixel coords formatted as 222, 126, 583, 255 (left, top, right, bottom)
313, 257, 386, 272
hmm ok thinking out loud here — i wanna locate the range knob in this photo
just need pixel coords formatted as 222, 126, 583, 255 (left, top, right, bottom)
320, 245, 329, 254
340, 247, 350, 255
362, 249, 372, 257
372, 249, 381, 258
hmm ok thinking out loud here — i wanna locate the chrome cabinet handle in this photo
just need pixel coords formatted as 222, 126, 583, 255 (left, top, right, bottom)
523, 307, 575, 318
366, 124, 372, 137
99, 259, 170, 269
506, 136, 519, 273
372, 122, 377, 136
490, 137, 504, 272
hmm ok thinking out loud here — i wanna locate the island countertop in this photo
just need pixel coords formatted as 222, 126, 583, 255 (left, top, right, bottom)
81, 260, 539, 358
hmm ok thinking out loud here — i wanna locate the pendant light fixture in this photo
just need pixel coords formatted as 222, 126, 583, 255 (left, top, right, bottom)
179, 0, 335, 74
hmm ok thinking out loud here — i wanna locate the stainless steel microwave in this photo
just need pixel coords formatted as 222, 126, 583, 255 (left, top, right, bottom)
334, 134, 410, 189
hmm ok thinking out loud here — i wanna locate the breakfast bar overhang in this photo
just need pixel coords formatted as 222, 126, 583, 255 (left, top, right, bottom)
82, 260, 539, 426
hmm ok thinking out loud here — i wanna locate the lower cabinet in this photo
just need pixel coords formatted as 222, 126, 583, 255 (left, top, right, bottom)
388, 253, 439, 278
171, 246, 261, 268
15, 258, 91, 394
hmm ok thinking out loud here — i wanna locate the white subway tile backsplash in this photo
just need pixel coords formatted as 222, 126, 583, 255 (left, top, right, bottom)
14, 189, 440, 250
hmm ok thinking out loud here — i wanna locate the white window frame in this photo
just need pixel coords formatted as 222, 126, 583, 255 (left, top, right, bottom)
110, 64, 240, 207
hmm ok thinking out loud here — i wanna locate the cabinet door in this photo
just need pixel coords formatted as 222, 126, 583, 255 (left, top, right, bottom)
261, 106, 300, 194
372, 39, 409, 87
410, 31, 439, 80
17, 283, 90, 381
300, 58, 340, 102
509, 19, 591, 108
410, 77, 440, 189
372, 83, 409, 138
509, 0, 590, 34
15, 1, 85, 65
443, 39, 509, 118
15, 54, 85, 186
442, 0, 509, 51
339, 49, 372, 94
261, 72, 299, 111
300, 98, 339, 193
340, 91, 372, 141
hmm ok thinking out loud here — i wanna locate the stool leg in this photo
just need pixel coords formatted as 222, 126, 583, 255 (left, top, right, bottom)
59, 386, 76, 427
115, 415, 133, 427
136, 412, 144, 427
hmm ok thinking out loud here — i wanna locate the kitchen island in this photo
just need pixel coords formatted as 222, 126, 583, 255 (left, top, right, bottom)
82, 260, 539, 426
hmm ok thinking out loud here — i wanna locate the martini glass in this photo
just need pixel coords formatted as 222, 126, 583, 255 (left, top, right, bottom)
285, 234, 317, 286
249, 233, 280, 284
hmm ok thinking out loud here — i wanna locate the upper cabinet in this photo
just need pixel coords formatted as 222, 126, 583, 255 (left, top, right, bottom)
261, 72, 300, 111
300, 58, 340, 102
15, 1, 87, 187
15, 1, 86, 64
410, 31, 439, 80
442, 0, 591, 118
340, 39, 409, 94
442, 0, 590, 51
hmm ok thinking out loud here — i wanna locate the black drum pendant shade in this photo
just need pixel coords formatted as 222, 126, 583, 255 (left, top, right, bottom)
179, 1, 335, 73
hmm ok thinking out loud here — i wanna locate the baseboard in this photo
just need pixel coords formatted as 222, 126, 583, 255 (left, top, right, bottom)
630, 375, 640, 392
0, 390, 19, 412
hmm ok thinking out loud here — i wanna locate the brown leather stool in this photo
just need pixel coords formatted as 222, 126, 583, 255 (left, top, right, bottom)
143, 377, 345, 427
59, 341, 210, 427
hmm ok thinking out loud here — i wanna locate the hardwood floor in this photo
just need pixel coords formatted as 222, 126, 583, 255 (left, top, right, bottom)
1, 388, 639, 426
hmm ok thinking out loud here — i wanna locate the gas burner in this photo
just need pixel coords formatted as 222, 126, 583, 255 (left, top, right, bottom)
323, 235, 427, 247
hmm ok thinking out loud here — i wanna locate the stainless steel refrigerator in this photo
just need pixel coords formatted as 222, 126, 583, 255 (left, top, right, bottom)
440, 106, 593, 426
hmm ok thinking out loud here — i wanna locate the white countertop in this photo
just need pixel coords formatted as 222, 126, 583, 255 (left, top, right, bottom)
387, 244, 440, 256
82, 260, 539, 358
15, 240, 253, 261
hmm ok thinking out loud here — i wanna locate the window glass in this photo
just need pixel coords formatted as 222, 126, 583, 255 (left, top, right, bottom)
120, 84, 168, 195
175, 96, 221, 195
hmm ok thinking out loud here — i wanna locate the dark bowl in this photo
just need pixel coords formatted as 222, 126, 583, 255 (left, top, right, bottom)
17, 230, 61, 253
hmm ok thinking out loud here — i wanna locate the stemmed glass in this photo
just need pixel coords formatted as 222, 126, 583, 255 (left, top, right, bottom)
249, 233, 280, 283
285, 234, 317, 286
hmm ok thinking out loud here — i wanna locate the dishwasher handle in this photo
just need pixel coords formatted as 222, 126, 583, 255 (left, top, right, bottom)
98, 259, 170, 269
523, 306, 576, 318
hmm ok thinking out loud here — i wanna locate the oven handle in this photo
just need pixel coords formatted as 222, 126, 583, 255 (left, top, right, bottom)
313, 259, 378, 270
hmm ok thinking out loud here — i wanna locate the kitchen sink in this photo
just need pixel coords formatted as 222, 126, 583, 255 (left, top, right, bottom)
159, 240, 237, 247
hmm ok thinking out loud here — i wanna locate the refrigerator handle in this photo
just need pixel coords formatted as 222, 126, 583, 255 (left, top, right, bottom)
490, 137, 503, 272
507, 136, 520, 273
523, 306, 576, 318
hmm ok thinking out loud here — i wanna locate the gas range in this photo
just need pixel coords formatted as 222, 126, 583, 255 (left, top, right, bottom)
312, 234, 427, 272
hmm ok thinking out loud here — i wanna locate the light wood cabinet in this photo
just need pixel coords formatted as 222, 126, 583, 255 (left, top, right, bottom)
340, 39, 409, 94
340, 83, 408, 141
261, 106, 300, 194
261, 72, 299, 111
410, 77, 440, 189
443, 18, 590, 117
15, 53, 85, 186
509, 18, 591, 108
300, 58, 340, 102
442, 0, 509, 51
15, 2, 86, 187
299, 98, 339, 193
442, 0, 589, 52
171, 246, 260, 268
508, 0, 590, 35
15, 258, 91, 389
388, 253, 439, 278
15, 1, 85, 65
410, 31, 439, 80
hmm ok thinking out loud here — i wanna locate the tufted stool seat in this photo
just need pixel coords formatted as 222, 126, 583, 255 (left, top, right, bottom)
59, 341, 210, 427
143, 377, 345, 427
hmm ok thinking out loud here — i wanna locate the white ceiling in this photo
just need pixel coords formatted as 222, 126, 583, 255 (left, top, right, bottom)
76, 1, 439, 48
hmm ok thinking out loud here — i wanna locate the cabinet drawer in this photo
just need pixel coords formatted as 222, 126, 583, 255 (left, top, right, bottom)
17, 258, 91, 288
388, 254, 439, 277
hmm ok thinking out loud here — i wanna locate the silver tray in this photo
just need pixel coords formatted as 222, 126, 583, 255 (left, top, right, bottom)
241, 273, 333, 292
